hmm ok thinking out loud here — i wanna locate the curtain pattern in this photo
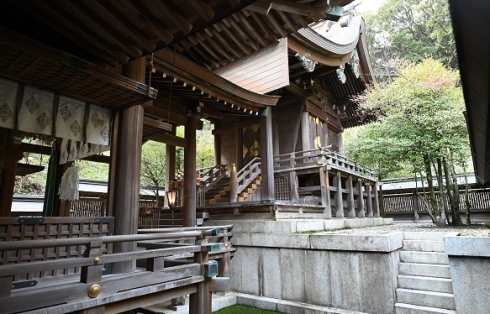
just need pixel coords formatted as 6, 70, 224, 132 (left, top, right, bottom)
0, 78, 17, 129
0, 77, 112, 164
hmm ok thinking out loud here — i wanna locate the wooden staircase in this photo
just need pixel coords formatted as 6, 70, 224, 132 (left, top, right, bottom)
206, 177, 231, 205
237, 176, 261, 202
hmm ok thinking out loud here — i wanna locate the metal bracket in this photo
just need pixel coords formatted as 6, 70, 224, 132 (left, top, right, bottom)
12, 280, 38, 290
16, 217, 45, 224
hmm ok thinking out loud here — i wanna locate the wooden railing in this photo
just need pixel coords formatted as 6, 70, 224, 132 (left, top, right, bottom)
197, 164, 228, 192
169, 164, 228, 207
236, 157, 261, 196
0, 221, 233, 314
383, 189, 490, 214
71, 197, 107, 217
226, 157, 262, 202
274, 147, 376, 180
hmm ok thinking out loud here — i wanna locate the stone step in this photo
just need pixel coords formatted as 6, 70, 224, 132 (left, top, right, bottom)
402, 240, 445, 252
395, 303, 457, 314
398, 275, 453, 294
400, 251, 449, 265
396, 289, 455, 310
403, 232, 457, 241
399, 263, 451, 278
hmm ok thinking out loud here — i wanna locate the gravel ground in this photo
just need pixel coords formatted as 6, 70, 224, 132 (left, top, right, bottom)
325, 222, 490, 236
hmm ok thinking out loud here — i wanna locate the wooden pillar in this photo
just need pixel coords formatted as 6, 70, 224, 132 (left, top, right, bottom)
373, 183, 380, 217
189, 240, 211, 314
214, 122, 221, 166
112, 58, 145, 273
323, 122, 329, 148
260, 109, 274, 201
107, 111, 120, 217
230, 163, 237, 203
335, 172, 343, 217
301, 111, 312, 152
0, 147, 22, 216
273, 118, 279, 157
183, 114, 197, 227
338, 130, 344, 152
164, 127, 176, 208
366, 183, 373, 217
235, 118, 243, 171
347, 175, 355, 217
320, 169, 331, 218
357, 180, 365, 218
290, 171, 299, 202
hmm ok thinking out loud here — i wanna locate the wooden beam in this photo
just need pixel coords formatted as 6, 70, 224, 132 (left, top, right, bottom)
143, 116, 173, 131
144, 105, 187, 126
82, 154, 111, 164
148, 133, 187, 148
212, 116, 259, 135
189, 0, 215, 22
247, 0, 330, 19
199, 105, 223, 119
19, 143, 52, 155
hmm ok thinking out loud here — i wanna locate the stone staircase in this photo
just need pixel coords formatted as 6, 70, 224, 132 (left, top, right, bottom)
395, 232, 457, 314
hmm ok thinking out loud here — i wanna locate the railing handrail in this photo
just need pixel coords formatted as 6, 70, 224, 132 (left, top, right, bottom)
0, 231, 206, 251
237, 157, 260, 180
273, 147, 376, 179
236, 157, 261, 196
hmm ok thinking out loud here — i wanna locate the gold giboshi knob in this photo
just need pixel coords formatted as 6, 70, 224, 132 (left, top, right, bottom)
88, 284, 101, 298
93, 257, 101, 265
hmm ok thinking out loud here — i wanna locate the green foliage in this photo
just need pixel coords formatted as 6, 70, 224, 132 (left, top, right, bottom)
142, 120, 215, 186
345, 59, 470, 179
140, 140, 166, 202
364, 0, 457, 81
213, 305, 283, 314
77, 160, 109, 181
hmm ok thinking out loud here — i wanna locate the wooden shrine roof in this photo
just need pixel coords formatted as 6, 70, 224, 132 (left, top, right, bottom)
0, 0, 350, 69
287, 15, 376, 129
448, 0, 490, 185
0, 27, 157, 109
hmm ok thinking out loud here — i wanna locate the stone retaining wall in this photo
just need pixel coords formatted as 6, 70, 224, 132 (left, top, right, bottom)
207, 219, 400, 314
444, 236, 490, 314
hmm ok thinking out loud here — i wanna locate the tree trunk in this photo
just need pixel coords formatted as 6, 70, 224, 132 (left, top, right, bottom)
419, 171, 436, 223
436, 157, 449, 225
443, 157, 462, 226
424, 154, 444, 226
463, 170, 471, 225
379, 184, 385, 218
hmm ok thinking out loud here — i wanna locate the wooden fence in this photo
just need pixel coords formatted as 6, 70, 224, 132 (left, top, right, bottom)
383, 189, 490, 215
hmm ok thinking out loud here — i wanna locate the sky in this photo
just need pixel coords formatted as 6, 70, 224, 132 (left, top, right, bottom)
355, 0, 388, 13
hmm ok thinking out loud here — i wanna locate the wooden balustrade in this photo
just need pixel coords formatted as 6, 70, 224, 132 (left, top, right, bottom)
274, 147, 376, 180
0, 219, 233, 314
235, 157, 261, 198
383, 189, 490, 216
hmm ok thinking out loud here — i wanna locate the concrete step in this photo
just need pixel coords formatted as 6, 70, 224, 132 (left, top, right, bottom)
403, 232, 457, 241
398, 275, 453, 293
396, 289, 455, 310
400, 251, 449, 265
395, 303, 457, 314
399, 263, 451, 278
402, 240, 445, 252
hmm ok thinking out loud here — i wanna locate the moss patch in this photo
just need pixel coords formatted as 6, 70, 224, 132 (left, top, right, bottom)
213, 305, 283, 313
